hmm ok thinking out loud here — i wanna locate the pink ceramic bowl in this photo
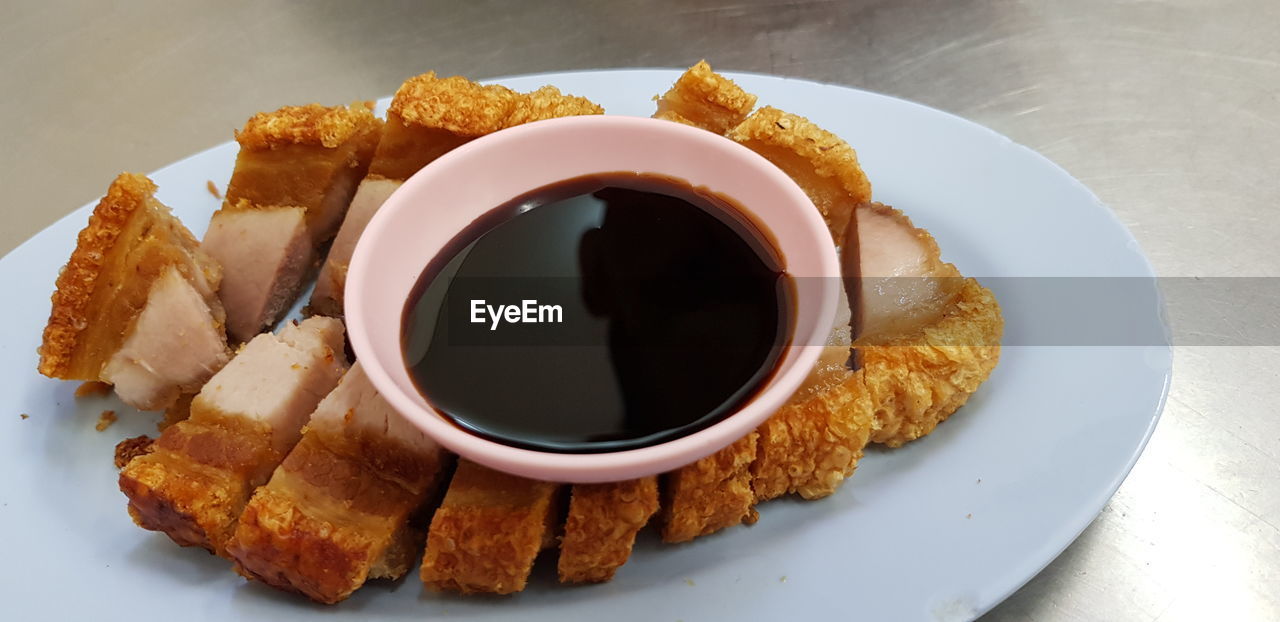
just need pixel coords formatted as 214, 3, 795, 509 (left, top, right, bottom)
346, 115, 839, 483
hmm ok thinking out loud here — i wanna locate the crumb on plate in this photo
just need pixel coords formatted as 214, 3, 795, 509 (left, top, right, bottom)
96, 409, 117, 431
206, 180, 222, 199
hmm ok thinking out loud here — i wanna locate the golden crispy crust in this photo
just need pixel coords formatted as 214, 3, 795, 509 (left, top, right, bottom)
118, 414, 279, 554
730, 106, 872, 241
370, 75, 603, 180
235, 103, 380, 150
390, 76, 602, 135
419, 460, 561, 594
38, 173, 220, 380
114, 435, 155, 469
507, 85, 605, 126
390, 72, 522, 136
751, 369, 875, 501
558, 477, 659, 583
654, 60, 757, 135
860, 278, 1003, 446
225, 429, 450, 604
660, 433, 758, 543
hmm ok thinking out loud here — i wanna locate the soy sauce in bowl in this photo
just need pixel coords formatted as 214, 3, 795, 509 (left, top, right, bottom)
402, 172, 793, 453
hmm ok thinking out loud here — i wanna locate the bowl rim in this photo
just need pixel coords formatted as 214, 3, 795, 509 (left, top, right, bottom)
346, 114, 840, 483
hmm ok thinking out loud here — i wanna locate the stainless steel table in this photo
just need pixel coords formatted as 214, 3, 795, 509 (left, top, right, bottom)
3, 1, 1277, 619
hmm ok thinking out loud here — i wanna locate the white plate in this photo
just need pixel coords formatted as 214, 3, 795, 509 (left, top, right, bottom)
0, 70, 1170, 621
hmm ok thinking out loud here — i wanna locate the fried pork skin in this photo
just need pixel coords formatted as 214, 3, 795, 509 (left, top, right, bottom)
101, 266, 232, 410
37, 173, 227, 408
312, 74, 603, 316
861, 277, 1002, 446
226, 362, 451, 604
729, 107, 872, 242
558, 477, 659, 583
118, 317, 348, 555
225, 103, 381, 245
752, 370, 874, 501
653, 60, 757, 135
660, 433, 758, 543
420, 460, 561, 594
202, 206, 313, 343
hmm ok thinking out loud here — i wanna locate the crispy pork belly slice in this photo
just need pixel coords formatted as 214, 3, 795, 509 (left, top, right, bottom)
39, 173, 224, 384
226, 362, 451, 604
751, 369, 874, 501
366, 73, 520, 181
420, 460, 561, 594
225, 103, 381, 245
653, 60, 757, 135
202, 206, 313, 343
749, 284, 873, 501
861, 277, 1002, 446
118, 317, 348, 555
558, 477, 659, 583
101, 266, 232, 410
730, 107, 872, 242
369, 72, 603, 181
308, 177, 401, 317
660, 432, 758, 543
850, 203, 1002, 446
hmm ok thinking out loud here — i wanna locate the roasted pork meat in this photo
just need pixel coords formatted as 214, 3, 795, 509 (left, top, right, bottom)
204, 103, 380, 342
118, 317, 348, 555
226, 362, 452, 603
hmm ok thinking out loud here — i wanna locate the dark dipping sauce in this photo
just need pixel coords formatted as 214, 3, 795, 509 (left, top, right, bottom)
402, 172, 794, 453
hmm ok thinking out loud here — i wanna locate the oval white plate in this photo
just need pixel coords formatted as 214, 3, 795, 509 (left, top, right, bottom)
0, 70, 1170, 621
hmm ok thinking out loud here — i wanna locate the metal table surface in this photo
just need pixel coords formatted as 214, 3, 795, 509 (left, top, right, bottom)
2, 1, 1276, 620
